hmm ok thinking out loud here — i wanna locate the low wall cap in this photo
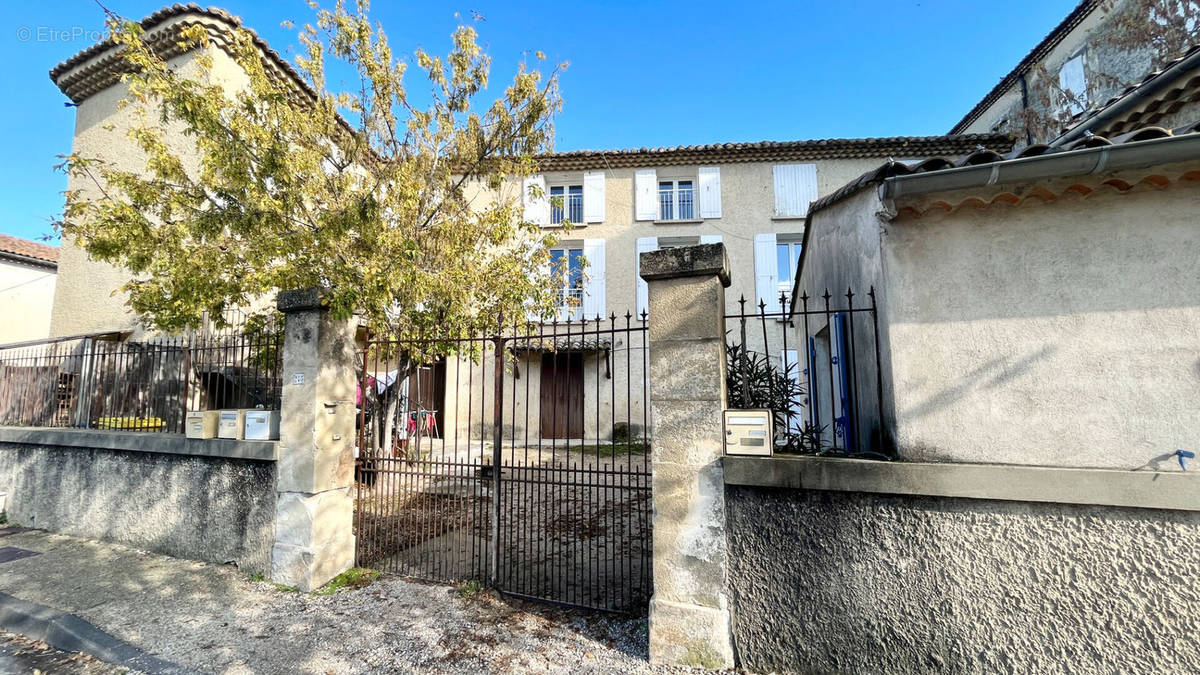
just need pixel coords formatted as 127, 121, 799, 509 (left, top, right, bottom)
276, 287, 332, 313
639, 243, 731, 287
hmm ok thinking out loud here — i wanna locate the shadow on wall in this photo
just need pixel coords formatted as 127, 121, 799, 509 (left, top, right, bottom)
0, 444, 276, 574
901, 344, 1057, 422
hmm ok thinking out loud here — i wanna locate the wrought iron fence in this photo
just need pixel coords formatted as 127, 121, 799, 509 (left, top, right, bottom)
0, 321, 282, 434
726, 288, 889, 458
355, 313, 652, 613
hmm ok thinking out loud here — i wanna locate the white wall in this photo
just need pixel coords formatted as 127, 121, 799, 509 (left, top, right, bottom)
0, 259, 56, 343
883, 166, 1200, 470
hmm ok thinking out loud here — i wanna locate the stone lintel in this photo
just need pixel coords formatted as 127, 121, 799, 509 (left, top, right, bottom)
640, 243, 731, 287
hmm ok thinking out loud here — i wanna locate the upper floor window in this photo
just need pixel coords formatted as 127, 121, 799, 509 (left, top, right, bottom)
658, 180, 695, 220
635, 168, 719, 222
549, 246, 585, 309
773, 164, 818, 218
1058, 53, 1088, 116
523, 173, 605, 227
753, 232, 801, 309
550, 184, 584, 224
776, 237, 802, 296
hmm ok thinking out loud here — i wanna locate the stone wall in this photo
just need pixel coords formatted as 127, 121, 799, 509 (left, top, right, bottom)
0, 430, 277, 574
725, 484, 1200, 673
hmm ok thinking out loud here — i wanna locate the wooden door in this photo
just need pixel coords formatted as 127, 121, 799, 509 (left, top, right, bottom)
539, 352, 583, 438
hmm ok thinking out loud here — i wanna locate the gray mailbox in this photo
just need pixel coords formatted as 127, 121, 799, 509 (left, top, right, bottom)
723, 409, 774, 456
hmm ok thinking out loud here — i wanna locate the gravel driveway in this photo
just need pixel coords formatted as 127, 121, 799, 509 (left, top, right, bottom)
0, 530, 718, 674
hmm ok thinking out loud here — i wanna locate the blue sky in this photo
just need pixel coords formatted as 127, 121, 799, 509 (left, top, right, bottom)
0, 0, 1079, 243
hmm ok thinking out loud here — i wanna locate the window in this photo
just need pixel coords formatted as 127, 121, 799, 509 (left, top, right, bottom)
776, 237, 802, 298
658, 180, 694, 220
1058, 53, 1088, 115
549, 184, 583, 224
549, 246, 584, 309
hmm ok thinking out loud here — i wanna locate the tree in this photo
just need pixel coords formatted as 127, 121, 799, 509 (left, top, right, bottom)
1007, 0, 1199, 144
58, 1, 568, 344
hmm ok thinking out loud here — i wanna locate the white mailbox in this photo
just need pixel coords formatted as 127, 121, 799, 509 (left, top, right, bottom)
723, 409, 774, 456
243, 410, 281, 441
217, 410, 247, 440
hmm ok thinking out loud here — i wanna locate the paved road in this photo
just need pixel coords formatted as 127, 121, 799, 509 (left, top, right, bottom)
0, 631, 130, 674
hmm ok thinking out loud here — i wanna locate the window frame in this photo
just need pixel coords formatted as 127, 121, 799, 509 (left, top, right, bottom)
548, 183, 584, 225
548, 245, 585, 311
657, 178, 696, 221
775, 236, 803, 299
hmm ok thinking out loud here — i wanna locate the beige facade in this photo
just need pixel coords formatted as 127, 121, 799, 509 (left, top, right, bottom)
46, 7, 1015, 446
0, 252, 57, 343
49, 12, 259, 338
798, 141, 1200, 469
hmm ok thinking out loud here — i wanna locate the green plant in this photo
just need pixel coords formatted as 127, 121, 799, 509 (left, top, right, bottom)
456, 579, 484, 598
273, 583, 299, 593
316, 568, 380, 595
249, 571, 265, 582
725, 338, 818, 454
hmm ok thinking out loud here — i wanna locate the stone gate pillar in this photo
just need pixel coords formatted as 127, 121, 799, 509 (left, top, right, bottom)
272, 288, 357, 590
640, 243, 735, 669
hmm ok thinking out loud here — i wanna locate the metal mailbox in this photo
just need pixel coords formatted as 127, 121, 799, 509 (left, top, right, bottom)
217, 409, 247, 440
723, 409, 774, 456
185, 411, 220, 439
243, 410, 281, 441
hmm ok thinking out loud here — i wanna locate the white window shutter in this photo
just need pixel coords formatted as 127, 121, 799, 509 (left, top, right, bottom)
635, 236, 658, 317
699, 234, 722, 244
753, 233, 778, 308
522, 174, 548, 225
773, 164, 818, 217
698, 167, 722, 219
583, 171, 605, 223
634, 169, 658, 221
582, 238, 606, 320
1059, 54, 1088, 114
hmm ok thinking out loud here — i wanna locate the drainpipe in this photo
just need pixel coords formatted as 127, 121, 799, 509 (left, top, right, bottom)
1018, 73, 1034, 147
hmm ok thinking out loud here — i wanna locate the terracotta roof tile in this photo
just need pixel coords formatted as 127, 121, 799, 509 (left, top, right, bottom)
0, 234, 59, 266
1058, 43, 1200, 139
808, 122, 1200, 217
535, 134, 1013, 170
49, 3, 317, 105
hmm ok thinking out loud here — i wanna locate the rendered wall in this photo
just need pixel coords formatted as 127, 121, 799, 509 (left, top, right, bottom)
884, 172, 1200, 469
0, 435, 277, 574
726, 484, 1200, 674
0, 259, 56, 343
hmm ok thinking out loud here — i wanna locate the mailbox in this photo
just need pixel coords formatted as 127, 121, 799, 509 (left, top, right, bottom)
217, 410, 247, 440
185, 411, 220, 439
723, 409, 774, 456
243, 410, 281, 441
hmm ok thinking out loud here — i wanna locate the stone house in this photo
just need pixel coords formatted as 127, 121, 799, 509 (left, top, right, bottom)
0, 233, 59, 343
952, 0, 1199, 147
45, 4, 1012, 444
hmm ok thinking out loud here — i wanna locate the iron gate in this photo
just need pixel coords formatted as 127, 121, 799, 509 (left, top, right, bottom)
354, 315, 652, 613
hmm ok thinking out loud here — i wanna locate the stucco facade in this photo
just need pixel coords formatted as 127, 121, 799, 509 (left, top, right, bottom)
50, 14, 255, 338
951, 0, 1197, 146
798, 149, 1200, 469
0, 254, 57, 343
